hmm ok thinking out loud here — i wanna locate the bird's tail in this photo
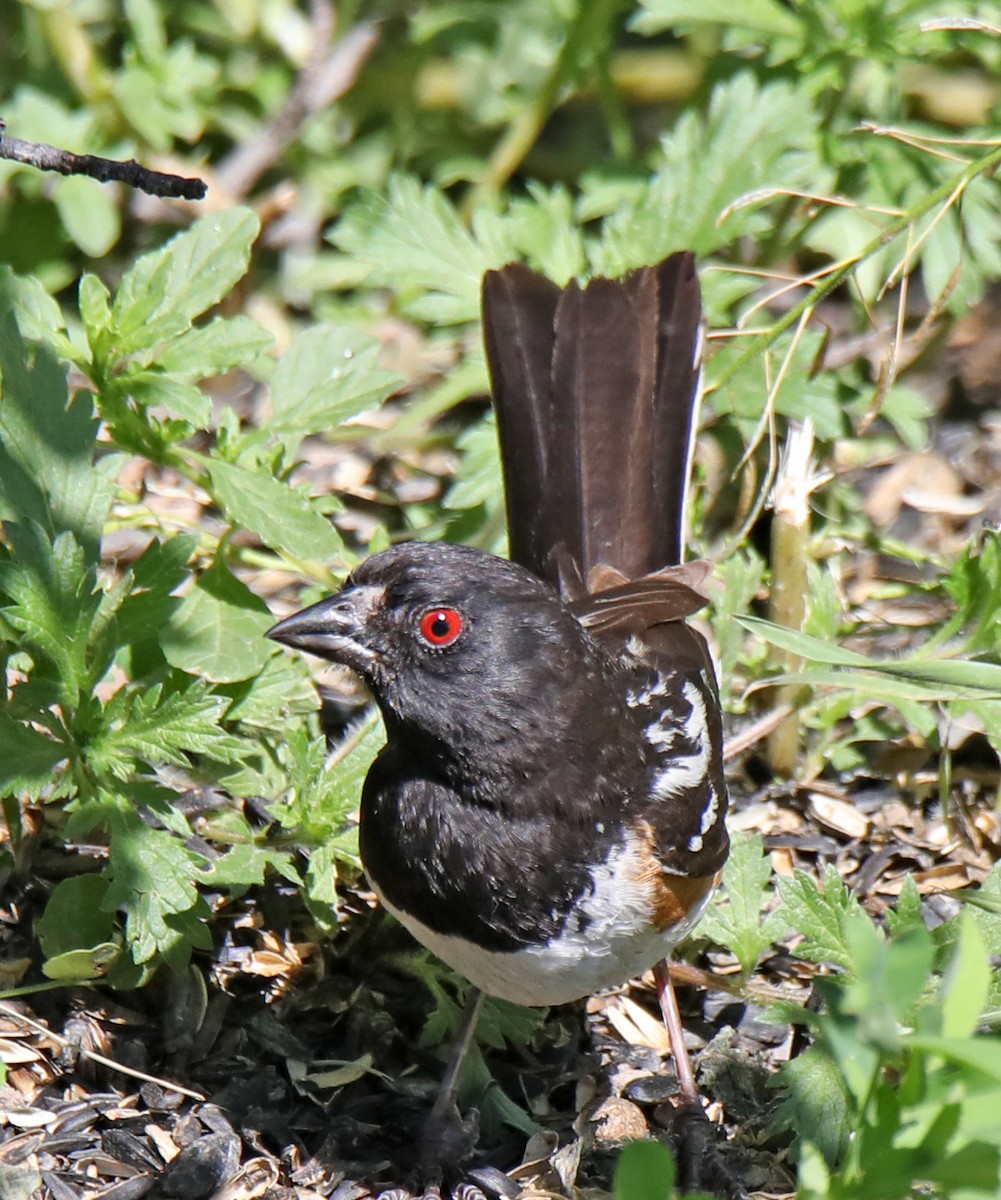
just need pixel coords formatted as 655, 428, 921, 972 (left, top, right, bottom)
481, 253, 703, 596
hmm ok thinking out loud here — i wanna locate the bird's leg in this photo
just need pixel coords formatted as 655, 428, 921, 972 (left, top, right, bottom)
418, 987, 485, 1180
654, 959, 712, 1192
654, 959, 700, 1108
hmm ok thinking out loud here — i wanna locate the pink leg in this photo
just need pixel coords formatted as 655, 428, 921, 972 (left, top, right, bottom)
654, 958, 701, 1109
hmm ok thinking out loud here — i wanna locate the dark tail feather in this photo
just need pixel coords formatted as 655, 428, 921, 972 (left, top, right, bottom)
482, 252, 703, 595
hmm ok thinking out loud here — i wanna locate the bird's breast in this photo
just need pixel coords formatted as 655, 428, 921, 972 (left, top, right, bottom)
368, 827, 718, 1006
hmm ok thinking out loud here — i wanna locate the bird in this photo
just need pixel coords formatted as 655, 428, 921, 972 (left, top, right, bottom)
267, 251, 729, 1179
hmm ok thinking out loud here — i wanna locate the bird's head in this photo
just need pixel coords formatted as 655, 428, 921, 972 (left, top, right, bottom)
267, 541, 608, 761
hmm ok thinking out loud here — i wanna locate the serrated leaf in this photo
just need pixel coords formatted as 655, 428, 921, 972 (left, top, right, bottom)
592, 74, 826, 272
963, 863, 1001, 955
0, 526, 100, 704
268, 325, 400, 442
304, 843, 345, 932
207, 459, 342, 561
89, 680, 246, 779
112, 208, 260, 354
122, 371, 211, 424
778, 866, 865, 974
444, 415, 503, 512
0, 266, 69, 349
775, 1046, 853, 1170
332, 176, 511, 323
207, 841, 296, 888
0, 714, 68, 798
160, 560, 273, 683
699, 832, 780, 975
105, 816, 209, 965
886, 875, 924, 936
157, 315, 273, 376
112, 535, 195, 653
0, 314, 115, 564
79, 272, 112, 336
218, 650, 318, 728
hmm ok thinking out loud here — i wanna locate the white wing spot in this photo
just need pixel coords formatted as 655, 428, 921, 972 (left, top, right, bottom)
652, 679, 710, 799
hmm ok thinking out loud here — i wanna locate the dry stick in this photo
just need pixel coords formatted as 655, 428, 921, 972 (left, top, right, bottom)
0, 133, 207, 201
0, 1000, 206, 1101
215, 2, 379, 199
766, 420, 815, 778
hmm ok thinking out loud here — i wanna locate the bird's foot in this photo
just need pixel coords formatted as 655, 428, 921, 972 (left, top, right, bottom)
414, 1102, 481, 1188
666, 1103, 746, 1200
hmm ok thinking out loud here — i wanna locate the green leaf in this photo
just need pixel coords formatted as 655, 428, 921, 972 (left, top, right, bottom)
699, 832, 780, 975
963, 863, 1001, 956
160, 560, 273, 683
939, 914, 990, 1039
218, 649, 318, 728
37, 875, 121, 979
207, 459, 342, 561
0, 314, 115, 564
156, 315, 273, 376
886, 875, 924, 937
445, 415, 504, 515
42, 943, 121, 981
905, 1037, 1001, 1085
89, 679, 246, 779
0, 526, 100, 704
104, 815, 210, 966
122, 371, 212, 425
632, 0, 802, 36
268, 325, 401, 443
0, 714, 67, 799
79, 272, 112, 337
207, 839, 297, 889
775, 1046, 853, 1170
613, 1139, 676, 1200
591, 74, 827, 272
54, 174, 120, 257
289, 713, 383, 842
0, 266, 70, 350
778, 866, 865, 974
332, 176, 511, 323
839, 919, 934, 1050
740, 616, 1001, 697
112, 535, 195, 654
112, 208, 260, 354
37, 875, 117, 960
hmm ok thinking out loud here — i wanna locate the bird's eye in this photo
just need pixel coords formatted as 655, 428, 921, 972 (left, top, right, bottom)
418, 607, 463, 648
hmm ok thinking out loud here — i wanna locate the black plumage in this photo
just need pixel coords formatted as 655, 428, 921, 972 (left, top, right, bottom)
268, 252, 728, 1005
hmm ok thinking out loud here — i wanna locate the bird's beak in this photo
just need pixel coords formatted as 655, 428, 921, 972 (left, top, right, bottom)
266, 585, 385, 673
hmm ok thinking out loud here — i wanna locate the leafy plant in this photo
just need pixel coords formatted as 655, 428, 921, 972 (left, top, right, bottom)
0, 211, 399, 982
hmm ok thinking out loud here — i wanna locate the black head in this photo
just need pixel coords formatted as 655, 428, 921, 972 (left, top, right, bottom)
267, 541, 610, 767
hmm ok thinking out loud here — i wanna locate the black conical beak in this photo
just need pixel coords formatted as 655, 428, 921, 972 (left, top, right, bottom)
266, 585, 385, 674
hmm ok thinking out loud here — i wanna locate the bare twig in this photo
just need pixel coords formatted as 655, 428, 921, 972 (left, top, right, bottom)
0, 128, 206, 201
215, 1, 379, 199
0, 1000, 206, 1101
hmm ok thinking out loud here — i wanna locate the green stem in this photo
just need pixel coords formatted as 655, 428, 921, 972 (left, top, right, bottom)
713, 141, 1001, 397
461, 0, 625, 219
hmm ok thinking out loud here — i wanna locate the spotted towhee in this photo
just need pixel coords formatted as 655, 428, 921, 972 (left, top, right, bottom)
268, 252, 729, 1169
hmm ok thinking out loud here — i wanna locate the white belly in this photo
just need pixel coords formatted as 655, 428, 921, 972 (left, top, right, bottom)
372, 832, 715, 1006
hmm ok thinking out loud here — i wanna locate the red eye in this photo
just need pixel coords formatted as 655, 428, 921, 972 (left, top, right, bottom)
419, 608, 463, 647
